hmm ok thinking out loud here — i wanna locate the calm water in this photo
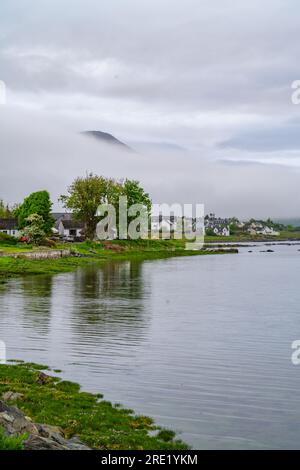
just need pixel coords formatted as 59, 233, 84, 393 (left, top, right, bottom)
1, 245, 300, 449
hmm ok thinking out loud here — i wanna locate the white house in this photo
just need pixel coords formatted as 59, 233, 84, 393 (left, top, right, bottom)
212, 225, 230, 237
247, 223, 279, 236
0, 218, 20, 238
204, 214, 231, 237
257, 226, 280, 236
58, 219, 85, 239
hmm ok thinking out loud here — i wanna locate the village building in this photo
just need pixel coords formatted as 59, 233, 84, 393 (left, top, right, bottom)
205, 214, 230, 237
58, 219, 85, 240
246, 222, 279, 236
0, 218, 20, 238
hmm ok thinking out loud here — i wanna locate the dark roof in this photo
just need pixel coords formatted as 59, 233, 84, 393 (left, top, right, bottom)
60, 219, 85, 229
0, 218, 18, 230
52, 212, 73, 221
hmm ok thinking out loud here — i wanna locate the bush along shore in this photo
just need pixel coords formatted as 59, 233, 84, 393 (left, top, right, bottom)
0, 239, 238, 281
0, 362, 189, 450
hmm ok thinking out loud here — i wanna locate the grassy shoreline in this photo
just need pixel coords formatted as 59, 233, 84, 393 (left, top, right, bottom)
0, 362, 188, 450
204, 231, 300, 243
0, 239, 237, 281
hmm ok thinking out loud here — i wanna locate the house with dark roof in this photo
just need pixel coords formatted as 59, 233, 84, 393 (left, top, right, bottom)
52, 213, 72, 229
58, 219, 85, 240
205, 214, 230, 237
0, 218, 20, 238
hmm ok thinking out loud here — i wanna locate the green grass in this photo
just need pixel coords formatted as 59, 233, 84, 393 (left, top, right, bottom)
0, 363, 188, 450
0, 244, 34, 253
0, 427, 27, 450
0, 239, 236, 281
0, 255, 98, 278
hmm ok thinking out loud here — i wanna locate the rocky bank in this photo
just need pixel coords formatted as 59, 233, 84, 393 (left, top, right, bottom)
0, 392, 90, 450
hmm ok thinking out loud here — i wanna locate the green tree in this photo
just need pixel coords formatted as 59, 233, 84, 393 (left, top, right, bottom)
21, 214, 46, 245
15, 191, 53, 233
0, 200, 12, 218
123, 179, 152, 213
60, 174, 109, 239
122, 179, 152, 239
60, 174, 152, 240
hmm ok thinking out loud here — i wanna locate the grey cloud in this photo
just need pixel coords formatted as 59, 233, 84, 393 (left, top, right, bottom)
1, 0, 300, 217
0, 106, 299, 219
220, 119, 300, 152
1, 0, 300, 114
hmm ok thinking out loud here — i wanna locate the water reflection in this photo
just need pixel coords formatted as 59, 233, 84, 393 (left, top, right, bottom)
0, 276, 53, 335
21, 276, 53, 333
0, 260, 151, 370
69, 262, 150, 340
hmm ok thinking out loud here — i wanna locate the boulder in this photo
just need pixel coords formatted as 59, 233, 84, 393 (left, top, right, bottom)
23, 435, 70, 450
36, 372, 51, 385
0, 399, 91, 450
24, 432, 91, 450
36, 423, 66, 445
2, 391, 24, 402
65, 436, 91, 450
0, 400, 39, 435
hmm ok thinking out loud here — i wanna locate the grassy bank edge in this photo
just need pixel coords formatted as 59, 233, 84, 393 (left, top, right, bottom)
0, 239, 237, 281
0, 362, 189, 450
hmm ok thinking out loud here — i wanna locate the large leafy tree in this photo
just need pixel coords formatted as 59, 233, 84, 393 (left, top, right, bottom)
15, 191, 54, 233
60, 174, 111, 239
60, 174, 152, 240
123, 179, 152, 213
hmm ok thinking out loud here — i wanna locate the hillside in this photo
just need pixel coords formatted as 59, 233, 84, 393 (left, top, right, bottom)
82, 130, 133, 152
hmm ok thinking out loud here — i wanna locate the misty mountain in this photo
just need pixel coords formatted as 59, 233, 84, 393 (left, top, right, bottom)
82, 131, 133, 152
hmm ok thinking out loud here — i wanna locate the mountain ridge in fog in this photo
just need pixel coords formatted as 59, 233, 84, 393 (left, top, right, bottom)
82, 130, 133, 152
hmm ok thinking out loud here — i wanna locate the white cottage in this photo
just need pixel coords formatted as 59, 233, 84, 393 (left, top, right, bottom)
58, 219, 85, 240
0, 218, 20, 238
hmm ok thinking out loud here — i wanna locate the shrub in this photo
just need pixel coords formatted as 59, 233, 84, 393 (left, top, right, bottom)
205, 227, 215, 237
156, 429, 176, 442
21, 214, 46, 245
0, 232, 18, 245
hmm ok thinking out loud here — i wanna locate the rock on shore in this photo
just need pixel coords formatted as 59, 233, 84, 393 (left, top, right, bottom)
0, 397, 90, 450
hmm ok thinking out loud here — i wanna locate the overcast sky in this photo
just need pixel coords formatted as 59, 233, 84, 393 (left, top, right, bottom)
1, 0, 300, 218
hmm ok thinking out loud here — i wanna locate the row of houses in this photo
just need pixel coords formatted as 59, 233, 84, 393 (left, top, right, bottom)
246, 222, 280, 236
204, 214, 231, 236
204, 214, 280, 237
0, 214, 85, 240
0, 213, 281, 240
1, 213, 200, 241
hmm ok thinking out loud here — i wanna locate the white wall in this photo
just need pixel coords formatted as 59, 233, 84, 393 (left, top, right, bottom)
0, 229, 20, 238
